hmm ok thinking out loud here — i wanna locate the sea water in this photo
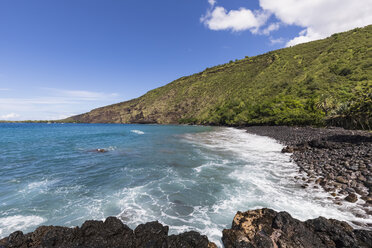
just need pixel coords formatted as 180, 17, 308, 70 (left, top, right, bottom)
0, 123, 370, 246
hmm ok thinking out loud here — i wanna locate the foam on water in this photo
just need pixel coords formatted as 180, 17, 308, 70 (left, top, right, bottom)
19, 179, 60, 194
1, 124, 371, 247
85, 127, 371, 246
131, 130, 145, 135
0, 215, 45, 237
171, 128, 371, 245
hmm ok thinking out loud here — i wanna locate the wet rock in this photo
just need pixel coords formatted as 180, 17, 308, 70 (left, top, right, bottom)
0, 217, 216, 248
88, 148, 108, 153
222, 208, 372, 248
363, 196, 372, 204
336, 176, 348, 184
345, 193, 358, 203
6, 231, 27, 248
169, 231, 217, 248
134, 221, 168, 248
282, 146, 294, 153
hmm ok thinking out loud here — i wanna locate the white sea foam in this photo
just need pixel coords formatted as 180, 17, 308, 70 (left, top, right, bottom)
20, 179, 59, 194
179, 127, 372, 245
0, 215, 45, 237
4, 127, 369, 247
131, 130, 145, 135
105, 146, 117, 151
193, 160, 230, 173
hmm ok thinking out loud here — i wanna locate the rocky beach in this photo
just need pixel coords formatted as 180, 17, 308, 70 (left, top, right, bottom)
1, 209, 371, 248
245, 126, 372, 226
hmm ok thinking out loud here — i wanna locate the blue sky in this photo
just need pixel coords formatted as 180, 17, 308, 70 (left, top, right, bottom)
0, 0, 371, 120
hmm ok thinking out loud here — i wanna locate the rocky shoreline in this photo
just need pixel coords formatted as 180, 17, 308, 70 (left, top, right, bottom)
223, 208, 372, 248
1, 125, 372, 248
245, 126, 372, 226
0, 217, 217, 248
1, 209, 371, 248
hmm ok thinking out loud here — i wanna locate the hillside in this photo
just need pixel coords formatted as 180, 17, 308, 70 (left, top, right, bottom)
65, 25, 372, 129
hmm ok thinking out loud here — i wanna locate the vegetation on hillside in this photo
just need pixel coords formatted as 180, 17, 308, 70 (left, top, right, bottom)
65, 25, 372, 129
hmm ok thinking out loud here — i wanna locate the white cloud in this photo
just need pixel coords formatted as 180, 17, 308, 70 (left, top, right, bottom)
262, 22, 280, 35
260, 0, 372, 46
202, 0, 372, 46
208, 0, 216, 7
269, 37, 285, 45
42, 88, 119, 101
1, 113, 20, 120
0, 88, 10, 91
0, 88, 121, 120
201, 6, 269, 32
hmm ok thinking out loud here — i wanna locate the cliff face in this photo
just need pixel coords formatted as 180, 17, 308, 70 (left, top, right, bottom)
65, 25, 371, 127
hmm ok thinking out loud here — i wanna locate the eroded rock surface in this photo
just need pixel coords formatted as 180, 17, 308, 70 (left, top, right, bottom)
222, 208, 372, 248
0, 217, 216, 248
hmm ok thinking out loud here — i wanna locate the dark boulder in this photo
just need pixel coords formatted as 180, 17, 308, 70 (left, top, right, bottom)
222, 208, 372, 248
345, 193, 358, 203
0, 217, 216, 248
169, 231, 217, 248
134, 221, 168, 248
282, 146, 294, 153
95, 148, 107, 153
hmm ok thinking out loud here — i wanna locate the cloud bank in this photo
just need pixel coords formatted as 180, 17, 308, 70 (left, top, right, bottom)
0, 88, 120, 121
1, 113, 20, 120
201, 0, 372, 46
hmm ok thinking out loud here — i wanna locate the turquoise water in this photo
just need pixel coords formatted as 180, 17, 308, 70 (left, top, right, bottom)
0, 124, 369, 246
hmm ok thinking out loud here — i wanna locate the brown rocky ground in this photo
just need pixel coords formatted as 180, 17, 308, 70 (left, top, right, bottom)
222, 208, 372, 248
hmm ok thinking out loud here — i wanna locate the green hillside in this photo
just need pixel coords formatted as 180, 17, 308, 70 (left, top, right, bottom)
65, 25, 372, 129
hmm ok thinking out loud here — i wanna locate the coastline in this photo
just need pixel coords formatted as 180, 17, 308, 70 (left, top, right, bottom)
244, 126, 372, 227
1, 209, 371, 248
1, 124, 371, 247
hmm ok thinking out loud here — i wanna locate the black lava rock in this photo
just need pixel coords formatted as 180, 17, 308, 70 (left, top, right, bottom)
223, 208, 372, 248
0, 217, 216, 248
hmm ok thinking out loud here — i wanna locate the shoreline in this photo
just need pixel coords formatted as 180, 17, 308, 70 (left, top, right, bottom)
244, 125, 372, 228
1, 209, 371, 248
1, 124, 371, 247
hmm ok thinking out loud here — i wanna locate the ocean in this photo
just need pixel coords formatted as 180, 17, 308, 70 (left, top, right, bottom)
0, 123, 368, 246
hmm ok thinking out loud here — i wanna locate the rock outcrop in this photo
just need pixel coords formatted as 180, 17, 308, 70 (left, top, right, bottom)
0, 217, 217, 248
222, 208, 372, 248
1, 209, 371, 248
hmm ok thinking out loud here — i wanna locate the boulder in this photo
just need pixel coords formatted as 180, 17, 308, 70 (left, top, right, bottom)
0, 217, 216, 248
222, 208, 372, 248
345, 193, 358, 203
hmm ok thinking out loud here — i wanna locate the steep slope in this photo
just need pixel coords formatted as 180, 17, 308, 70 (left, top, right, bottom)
65, 25, 372, 128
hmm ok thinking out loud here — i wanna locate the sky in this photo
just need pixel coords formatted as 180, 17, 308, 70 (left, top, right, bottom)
0, 0, 371, 120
